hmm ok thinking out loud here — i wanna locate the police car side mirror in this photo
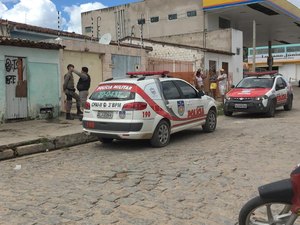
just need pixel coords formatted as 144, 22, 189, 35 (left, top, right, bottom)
198, 90, 205, 98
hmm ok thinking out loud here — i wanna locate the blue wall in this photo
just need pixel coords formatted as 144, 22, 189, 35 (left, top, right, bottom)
27, 62, 60, 118
0, 46, 60, 122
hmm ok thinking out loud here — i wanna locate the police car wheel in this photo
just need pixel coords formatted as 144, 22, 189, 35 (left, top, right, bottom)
266, 100, 276, 117
98, 137, 113, 144
224, 109, 233, 116
202, 109, 217, 132
150, 120, 170, 148
284, 95, 293, 111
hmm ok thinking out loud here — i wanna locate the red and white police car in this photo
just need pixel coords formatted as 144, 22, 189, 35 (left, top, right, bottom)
224, 71, 293, 117
82, 71, 217, 147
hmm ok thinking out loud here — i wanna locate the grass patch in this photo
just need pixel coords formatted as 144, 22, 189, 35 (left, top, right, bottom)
217, 104, 224, 116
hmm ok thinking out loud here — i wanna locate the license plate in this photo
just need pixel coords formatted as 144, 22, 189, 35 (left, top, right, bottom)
234, 104, 247, 109
97, 111, 113, 119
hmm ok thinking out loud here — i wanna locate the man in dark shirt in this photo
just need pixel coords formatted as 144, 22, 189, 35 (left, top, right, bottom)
74, 67, 91, 110
63, 64, 82, 120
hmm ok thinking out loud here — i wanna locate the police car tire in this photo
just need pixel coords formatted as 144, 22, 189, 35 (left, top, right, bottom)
224, 109, 233, 116
202, 109, 217, 132
266, 100, 276, 117
98, 137, 113, 144
150, 120, 170, 148
284, 95, 293, 111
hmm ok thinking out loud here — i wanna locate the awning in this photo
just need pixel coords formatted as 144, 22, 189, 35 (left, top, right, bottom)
204, 0, 300, 47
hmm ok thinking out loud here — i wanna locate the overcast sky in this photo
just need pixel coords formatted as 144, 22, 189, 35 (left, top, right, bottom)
0, 0, 299, 34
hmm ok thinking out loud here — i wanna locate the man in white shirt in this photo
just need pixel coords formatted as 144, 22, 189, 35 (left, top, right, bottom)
217, 68, 228, 104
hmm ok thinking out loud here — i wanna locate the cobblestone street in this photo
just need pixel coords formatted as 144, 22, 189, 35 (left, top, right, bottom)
1, 87, 300, 225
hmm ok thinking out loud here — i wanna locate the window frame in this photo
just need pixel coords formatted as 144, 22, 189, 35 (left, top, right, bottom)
161, 81, 182, 100
85, 26, 93, 33
138, 18, 146, 25
168, 14, 178, 21
275, 77, 287, 90
174, 80, 199, 99
150, 16, 159, 23
187, 10, 197, 17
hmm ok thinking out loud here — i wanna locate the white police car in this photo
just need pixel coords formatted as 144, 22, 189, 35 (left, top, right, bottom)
224, 71, 293, 117
83, 71, 217, 147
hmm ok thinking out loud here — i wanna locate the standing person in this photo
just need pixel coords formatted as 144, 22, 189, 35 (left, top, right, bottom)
74, 67, 91, 110
63, 64, 82, 120
209, 69, 218, 99
194, 68, 206, 93
217, 68, 228, 104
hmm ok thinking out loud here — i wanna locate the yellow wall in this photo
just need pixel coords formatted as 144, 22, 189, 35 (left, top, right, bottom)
61, 50, 103, 111
268, 0, 300, 20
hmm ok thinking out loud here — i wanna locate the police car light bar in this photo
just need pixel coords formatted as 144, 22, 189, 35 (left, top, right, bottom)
126, 71, 170, 77
244, 71, 278, 77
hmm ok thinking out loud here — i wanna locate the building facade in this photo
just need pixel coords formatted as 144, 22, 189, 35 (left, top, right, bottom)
81, 0, 204, 41
82, 0, 300, 84
0, 19, 150, 121
248, 44, 300, 83
0, 38, 62, 123
81, 0, 244, 84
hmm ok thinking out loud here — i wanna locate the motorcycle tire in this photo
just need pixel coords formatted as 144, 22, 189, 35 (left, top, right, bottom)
239, 196, 296, 225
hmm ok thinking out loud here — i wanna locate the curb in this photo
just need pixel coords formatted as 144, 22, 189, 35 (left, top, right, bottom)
0, 132, 98, 161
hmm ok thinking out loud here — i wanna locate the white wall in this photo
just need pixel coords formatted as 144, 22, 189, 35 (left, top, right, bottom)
297, 65, 300, 82
278, 64, 297, 83
231, 29, 243, 85
204, 29, 243, 85
205, 52, 231, 72
82, 0, 203, 41
123, 39, 204, 68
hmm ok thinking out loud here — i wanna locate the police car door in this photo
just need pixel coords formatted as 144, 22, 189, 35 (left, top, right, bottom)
174, 80, 206, 127
275, 77, 288, 106
161, 81, 187, 129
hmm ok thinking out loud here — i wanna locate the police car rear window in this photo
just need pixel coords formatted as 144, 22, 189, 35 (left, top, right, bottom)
90, 84, 136, 101
90, 90, 135, 101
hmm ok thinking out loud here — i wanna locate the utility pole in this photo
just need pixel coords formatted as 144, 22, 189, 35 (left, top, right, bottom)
268, 41, 273, 71
140, 14, 144, 48
252, 20, 256, 72
97, 16, 101, 39
57, 11, 61, 38
91, 17, 94, 40
117, 22, 121, 48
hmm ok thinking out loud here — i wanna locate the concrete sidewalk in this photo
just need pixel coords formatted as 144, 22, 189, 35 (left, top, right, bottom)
0, 115, 97, 161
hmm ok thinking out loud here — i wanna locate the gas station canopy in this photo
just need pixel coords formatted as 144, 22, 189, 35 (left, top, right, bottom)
203, 0, 300, 47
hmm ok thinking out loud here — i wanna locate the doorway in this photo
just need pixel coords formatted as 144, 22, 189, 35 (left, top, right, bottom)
5, 56, 28, 119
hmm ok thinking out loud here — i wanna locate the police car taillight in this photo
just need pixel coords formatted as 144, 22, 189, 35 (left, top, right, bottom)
85, 102, 91, 110
122, 102, 147, 111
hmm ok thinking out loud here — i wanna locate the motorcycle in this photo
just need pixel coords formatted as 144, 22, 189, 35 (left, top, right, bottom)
239, 165, 300, 225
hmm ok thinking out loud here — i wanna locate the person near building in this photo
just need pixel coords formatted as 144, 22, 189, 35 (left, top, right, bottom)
194, 68, 206, 93
217, 68, 228, 104
63, 64, 82, 120
74, 67, 91, 110
209, 69, 218, 99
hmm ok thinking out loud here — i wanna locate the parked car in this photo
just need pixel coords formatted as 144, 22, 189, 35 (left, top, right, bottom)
224, 71, 293, 117
82, 71, 217, 147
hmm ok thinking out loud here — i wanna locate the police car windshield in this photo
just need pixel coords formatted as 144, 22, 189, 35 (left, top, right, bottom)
236, 77, 274, 88
90, 90, 135, 101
